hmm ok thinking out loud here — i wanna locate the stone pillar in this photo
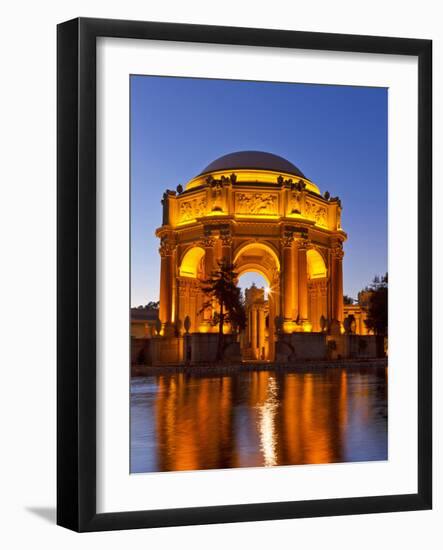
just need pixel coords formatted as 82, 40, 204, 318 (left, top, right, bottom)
202, 237, 215, 324
221, 234, 232, 263
328, 249, 336, 323
159, 238, 175, 335
203, 237, 215, 278
268, 297, 275, 361
297, 239, 309, 322
281, 235, 294, 325
292, 239, 299, 320
333, 244, 344, 324
258, 307, 265, 359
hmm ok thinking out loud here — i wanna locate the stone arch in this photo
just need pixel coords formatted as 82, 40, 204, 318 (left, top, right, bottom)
307, 248, 327, 279
233, 241, 281, 273
234, 242, 280, 361
236, 265, 271, 285
306, 248, 328, 332
179, 246, 205, 278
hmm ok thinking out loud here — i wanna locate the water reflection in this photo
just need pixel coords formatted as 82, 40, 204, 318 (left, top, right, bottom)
131, 367, 387, 473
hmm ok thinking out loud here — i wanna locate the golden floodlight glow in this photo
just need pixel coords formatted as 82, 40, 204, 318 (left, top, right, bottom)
185, 169, 321, 195
179, 246, 205, 278
307, 249, 327, 279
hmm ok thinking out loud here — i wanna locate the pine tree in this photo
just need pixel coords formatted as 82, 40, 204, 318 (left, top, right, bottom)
201, 259, 246, 361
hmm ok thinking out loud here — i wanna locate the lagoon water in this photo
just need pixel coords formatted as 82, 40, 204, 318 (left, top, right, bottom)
130, 367, 387, 473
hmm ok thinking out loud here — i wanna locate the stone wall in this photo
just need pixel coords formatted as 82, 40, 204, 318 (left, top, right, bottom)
150, 336, 184, 365
188, 333, 239, 363
275, 333, 327, 362
275, 333, 380, 362
326, 334, 378, 360
130, 337, 152, 365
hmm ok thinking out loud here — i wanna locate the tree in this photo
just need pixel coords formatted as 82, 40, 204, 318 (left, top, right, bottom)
201, 259, 246, 361
343, 295, 355, 305
137, 301, 159, 310
364, 273, 388, 335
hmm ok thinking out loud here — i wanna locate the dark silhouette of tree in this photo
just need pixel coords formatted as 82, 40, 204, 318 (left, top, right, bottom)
364, 273, 388, 335
343, 295, 355, 305
201, 259, 246, 361
137, 301, 159, 310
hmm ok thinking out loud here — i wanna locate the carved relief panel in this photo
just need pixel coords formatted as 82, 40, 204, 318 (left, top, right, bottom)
178, 195, 207, 223
235, 192, 278, 216
304, 200, 328, 227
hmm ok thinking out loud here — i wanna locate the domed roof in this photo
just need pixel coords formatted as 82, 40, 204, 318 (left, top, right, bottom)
199, 151, 306, 178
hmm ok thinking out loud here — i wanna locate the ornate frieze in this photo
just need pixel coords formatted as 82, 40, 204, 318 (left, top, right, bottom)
179, 196, 207, 222
235, 192, 278, 216
304, 200, 327, 227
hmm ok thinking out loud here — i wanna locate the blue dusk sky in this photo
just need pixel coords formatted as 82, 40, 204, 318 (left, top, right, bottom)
131, 75, 387, 307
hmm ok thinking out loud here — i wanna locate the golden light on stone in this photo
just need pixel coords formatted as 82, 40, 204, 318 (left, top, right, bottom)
153, 151, 352, 364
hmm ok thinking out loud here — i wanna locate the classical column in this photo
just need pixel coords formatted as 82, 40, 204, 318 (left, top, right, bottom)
328, 249, 336, 323
333, 244, 344, 324
201, 236, 215, 325
292, 239, 299, 320
258, 307, 265, 360
251, 306, 257, 358
297, 239, 309, 322
159, 238, 175, 335
268, 296, 275, 361
221, 234, 232, 263
281, 235, 294, 326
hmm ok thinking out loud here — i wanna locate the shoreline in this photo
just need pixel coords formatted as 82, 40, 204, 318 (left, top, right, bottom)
131, 357, 387, 377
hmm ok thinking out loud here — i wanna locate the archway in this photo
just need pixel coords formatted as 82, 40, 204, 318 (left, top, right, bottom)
177, 246, 206, 335
179, 246, 205, 278
237, 272, 270, 361
306, 248, 328, 332
234, 242, 280, 361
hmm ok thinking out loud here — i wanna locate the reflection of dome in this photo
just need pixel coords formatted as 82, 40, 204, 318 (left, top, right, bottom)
199, 151, 306, 178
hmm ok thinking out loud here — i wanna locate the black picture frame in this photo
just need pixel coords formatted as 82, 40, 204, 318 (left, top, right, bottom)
57, 17, 432, 532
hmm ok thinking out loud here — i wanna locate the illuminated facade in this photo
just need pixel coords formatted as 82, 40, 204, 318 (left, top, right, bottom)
155, 151, 347, 362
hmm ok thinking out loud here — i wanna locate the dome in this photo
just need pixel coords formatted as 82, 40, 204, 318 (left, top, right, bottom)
199, 151, 306, 178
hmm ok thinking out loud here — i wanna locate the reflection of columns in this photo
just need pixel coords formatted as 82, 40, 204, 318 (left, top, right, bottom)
159, 239, 175, 333
297, 240, 308, 321
258, 308, 265, 359
281, 236, 294, 321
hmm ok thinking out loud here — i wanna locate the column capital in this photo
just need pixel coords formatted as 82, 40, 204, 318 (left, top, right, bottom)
296, 237, 310, 250
200, 236, 216, 248
331, 243, 344, 260
280, 235, 294, 248
159, 237, 175, 257
220, 234, 233, 247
